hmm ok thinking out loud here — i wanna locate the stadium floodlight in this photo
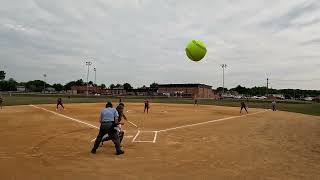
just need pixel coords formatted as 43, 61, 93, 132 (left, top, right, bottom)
43, 74, 47, 94
93, 67, 96, 93
221, 64, 227, 96
85, 61, 92, 96
93, 68, 96, 85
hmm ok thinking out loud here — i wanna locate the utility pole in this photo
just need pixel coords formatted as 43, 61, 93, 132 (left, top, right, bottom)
85, 61, 92, 96
221, 64, 227, 97
43, 74, 47, 94
266, 78, 269, 96
93, 67, 96, 94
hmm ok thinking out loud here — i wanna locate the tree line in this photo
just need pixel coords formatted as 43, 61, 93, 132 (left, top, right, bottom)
0, 71, 158, 92
217, 85, 320, 98
0, 79, 149, 92
0, 70, 319, 97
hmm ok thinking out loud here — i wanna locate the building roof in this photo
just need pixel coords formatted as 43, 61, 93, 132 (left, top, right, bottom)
71, 86, 101, 90
127, 88, 157, 92
158, 83, 212, 89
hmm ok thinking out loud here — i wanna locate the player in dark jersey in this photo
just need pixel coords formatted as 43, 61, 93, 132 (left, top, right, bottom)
194, 98, 198, 106
240, 101, 248, 114
56, 97, 64, 110
144, 99, 150, 114
272, 100, 276, 111
115, 103, 126, 143
0, 96, 3, 109
101, 103, 127, 145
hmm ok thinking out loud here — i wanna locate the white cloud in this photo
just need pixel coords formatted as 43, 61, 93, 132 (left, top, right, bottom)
0, 0, 319, 89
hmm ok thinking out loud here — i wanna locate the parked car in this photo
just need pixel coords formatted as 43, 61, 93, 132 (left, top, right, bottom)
304, 97, 313, 101
258, 96, 267, 99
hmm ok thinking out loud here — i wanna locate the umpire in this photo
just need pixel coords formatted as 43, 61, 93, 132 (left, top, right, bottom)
91, 102, 124, 155
101, 102, 127, 145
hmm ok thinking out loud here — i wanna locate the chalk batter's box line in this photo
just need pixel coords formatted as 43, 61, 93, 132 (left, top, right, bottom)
90, 134, 134, 142
132, 130, 158, 143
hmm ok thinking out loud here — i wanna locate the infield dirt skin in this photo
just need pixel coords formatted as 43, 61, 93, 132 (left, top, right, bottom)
1, 103, 320, 180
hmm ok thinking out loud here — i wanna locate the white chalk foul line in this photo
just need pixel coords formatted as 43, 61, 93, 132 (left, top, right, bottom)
31, 105, 138, 128
31, 104, 269, 144
30, 105, 99, 129
157, 110, 270, 133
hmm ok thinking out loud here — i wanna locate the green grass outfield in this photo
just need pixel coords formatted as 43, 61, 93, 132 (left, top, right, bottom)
1, 93, 319, 116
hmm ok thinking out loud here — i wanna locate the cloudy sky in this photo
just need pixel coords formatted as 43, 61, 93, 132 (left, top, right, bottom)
1, 0, 320, 89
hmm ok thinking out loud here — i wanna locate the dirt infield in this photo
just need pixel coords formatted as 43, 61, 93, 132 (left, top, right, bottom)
1, 103, 320, 180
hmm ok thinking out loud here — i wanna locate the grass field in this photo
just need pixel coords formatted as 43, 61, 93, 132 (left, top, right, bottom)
1, 93, 319, 116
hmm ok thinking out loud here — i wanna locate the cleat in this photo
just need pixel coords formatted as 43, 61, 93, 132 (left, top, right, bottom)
91, 149, 96, 154
116, 150, 124, 155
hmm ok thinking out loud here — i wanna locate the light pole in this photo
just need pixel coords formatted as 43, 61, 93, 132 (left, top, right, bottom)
221, 64, 227, 96
43, 74, 47, 94
93, 67, 96, 94
266, 78, 269, 96
94, 68, 96, 85
85, 61, 92, 96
